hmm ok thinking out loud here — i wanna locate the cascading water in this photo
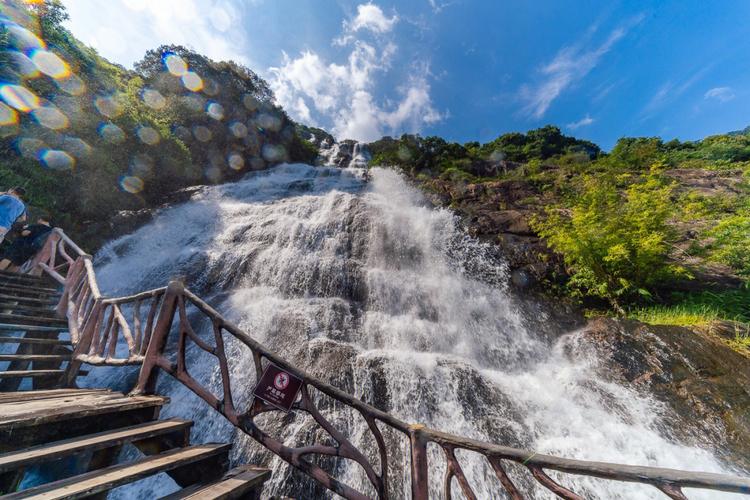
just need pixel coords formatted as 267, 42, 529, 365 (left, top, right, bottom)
85, 163, 742, 499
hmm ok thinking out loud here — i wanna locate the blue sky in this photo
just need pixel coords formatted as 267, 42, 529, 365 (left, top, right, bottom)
61, 0, 750, 149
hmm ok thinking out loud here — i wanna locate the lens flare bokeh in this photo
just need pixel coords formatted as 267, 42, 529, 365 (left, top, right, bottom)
229, 121, 248, 138
0, 84, 40, 112
181, 72, 204, 92
206, 102, 224, 120
119, 175, 145, 194
164, 53, 188, 76
98, 123, 126, 143
0, 102, 19, 126
136, 126, 160, 145
228, 153, 244, 170
40, 149, 75, 170
94, 96, 123, 119
142, 89, 166, 110
193, 125, 212, 142
31, 105, 69, 130
30, 49, 71, 79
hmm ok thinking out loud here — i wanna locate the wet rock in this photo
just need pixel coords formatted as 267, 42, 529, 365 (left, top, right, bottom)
580, 317, 750, 471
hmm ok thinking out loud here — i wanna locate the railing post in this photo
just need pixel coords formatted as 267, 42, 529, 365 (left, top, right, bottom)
409, 424, 429, 500
55, 256, 83, 318
131, 280, 183, 395
63, 299, 101, 387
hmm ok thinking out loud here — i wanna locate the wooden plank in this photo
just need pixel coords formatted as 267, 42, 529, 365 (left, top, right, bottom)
0, 282, 59, 293
160, 465, 271, 500
3, 444, 232, 500
0, 418, 193, 472
0, 336, 70, 345
0, 270, 49, 281
0, 314, 67, 326
0, 389, 106, 403
0, 324, 65, 332
0, 284, 60, 297
0, 370, 63, 379
0, 304, 64, 315
0, 354, 69, 362
0, 293, 57, 303
0, 391, 169, 428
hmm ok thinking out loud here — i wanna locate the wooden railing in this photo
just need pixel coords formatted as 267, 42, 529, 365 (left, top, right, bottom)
25, 231, 750, 499
26, 229, 165, 383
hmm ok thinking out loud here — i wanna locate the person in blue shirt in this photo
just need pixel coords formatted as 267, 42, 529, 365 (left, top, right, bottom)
0, 187, 28, 244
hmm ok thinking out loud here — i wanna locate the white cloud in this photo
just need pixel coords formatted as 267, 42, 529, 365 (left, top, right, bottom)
270, 4, 442, 142
567, 115, 594, 130
704, 86, 735, 103
519, 17, 642, 119
428, 0, 457, 13
347, 3, 398, 33
640, 66, 713, 118
60, 0, 251, 68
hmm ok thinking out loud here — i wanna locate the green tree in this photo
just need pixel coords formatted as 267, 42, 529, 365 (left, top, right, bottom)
533, 167, 686, 312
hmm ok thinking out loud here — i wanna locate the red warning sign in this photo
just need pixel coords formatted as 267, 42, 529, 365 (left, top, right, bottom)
253, 363, 303, 412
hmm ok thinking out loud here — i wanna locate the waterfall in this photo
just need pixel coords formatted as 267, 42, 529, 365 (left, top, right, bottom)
85, 163, 741, 499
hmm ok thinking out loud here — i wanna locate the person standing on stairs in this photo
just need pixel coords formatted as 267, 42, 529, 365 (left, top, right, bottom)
0, 214, 54, 271
0, 187, 28, 245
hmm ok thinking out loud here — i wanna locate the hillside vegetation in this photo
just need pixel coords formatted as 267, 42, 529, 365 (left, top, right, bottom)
0, 1, 316, 248
368, 127, 750, 334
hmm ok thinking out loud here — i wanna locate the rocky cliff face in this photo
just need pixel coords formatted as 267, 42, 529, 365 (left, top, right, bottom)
416, 173, 564, 291
581, 318, 750, 471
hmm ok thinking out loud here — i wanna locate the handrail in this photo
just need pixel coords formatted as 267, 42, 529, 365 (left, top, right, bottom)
23, 231, 750, 499
25, 229, 166, 378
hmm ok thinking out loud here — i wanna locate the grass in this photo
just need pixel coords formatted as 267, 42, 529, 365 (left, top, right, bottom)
628, 304, 722, 327
628, 288, 750, 326
628, 289, 750, 355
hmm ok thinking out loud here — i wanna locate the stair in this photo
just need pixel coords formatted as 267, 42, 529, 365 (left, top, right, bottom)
0, 418, 192, 473
0, 272, 74, 392
161, 465, 272, 500
0, 284, 60, 298
0, 370, 64, 379
0, 389, 270, 498
0, 273, 269, 498
0, 294, 58, 306
4, 445, 232, 500
0, 355, 69, 362
0, 337, 70, 345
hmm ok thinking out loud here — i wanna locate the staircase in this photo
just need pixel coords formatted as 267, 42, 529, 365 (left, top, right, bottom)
0, 271, 71, 392
0, 272, 270, 499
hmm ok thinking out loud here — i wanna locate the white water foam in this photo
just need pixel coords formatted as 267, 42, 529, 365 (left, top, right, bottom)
85, 163, 744, 499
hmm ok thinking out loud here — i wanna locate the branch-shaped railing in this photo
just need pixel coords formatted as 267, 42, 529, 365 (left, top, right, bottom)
24, 231, 750, 499
25, 229, 166, 383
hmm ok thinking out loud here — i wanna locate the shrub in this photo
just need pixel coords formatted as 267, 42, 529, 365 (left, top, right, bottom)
707, 212, 750, 279
533, 167, 687, 312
